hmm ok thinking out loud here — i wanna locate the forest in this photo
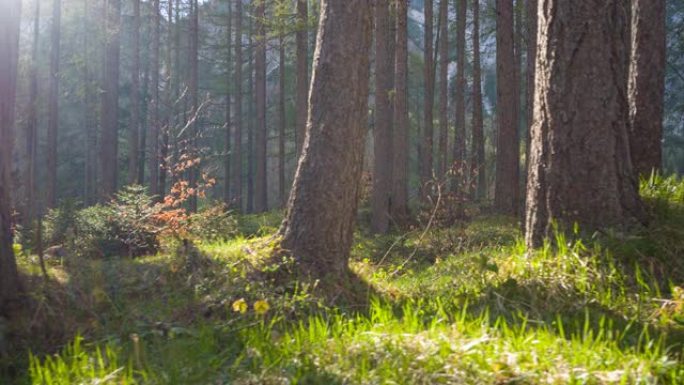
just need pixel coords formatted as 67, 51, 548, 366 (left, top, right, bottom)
1, 0, 684, 383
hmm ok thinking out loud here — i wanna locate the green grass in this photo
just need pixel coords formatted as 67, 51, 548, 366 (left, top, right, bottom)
7, 176, 684, 384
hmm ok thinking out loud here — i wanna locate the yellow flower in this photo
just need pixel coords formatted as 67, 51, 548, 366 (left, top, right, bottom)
232, 298, 248, 314
253, 299, 270, 315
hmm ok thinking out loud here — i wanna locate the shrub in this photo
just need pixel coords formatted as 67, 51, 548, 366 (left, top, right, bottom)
187, 202, 238, 242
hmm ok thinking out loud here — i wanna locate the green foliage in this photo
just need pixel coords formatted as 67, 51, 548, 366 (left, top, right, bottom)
187, 203, 238, 242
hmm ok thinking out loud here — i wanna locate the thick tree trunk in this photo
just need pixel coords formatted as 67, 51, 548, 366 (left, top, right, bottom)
148, 0, 160, 197
295, 0, 309, 159
372, 0, 394, 234
129, 0, 141, 185
437, 0, 448, 180
224, 0, 233, 205
254, 0, 268, 213
470, 0, 485, 200
420, 0, 435, 200
391, 0, 410, 224
453, 0, 467, 191
233, 0, 243, 211
278, 34, 287, 207
100, 0, 121, 200
0, 0, 21, 313
628, 0, 666, 177
47, 0, 61, 208
494, 0, 519, 215
525, 0, 645, 248
524, 0, 537, 181
279, 0, 373, 278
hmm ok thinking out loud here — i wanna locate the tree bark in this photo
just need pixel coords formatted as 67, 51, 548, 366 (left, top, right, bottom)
525, 0, 645, 248
47, 0, 61, 208
437, 0, 449, 179
524, 0, 537, 182
0, 0, 21, 313
391, 0, 410, 224
494, 0, 519, 215
470, 0, 485, 200
188, 0, 200, 213
372, 0, 394, 234
224, 0, 233, 205
279, 0, 373, 278
628, 0, 666, 177
278, 34, 287, 208
254, 0, 268, 213
129, 0, 141, 185
454, 0, 467, 191
247, 14, 255, 213
421, 0, 435, 200
100, 0, 121, 200
295, 0, 309, 159
26, 0, 41, 220
233, 0, 244, 211
148, 0, 160, 197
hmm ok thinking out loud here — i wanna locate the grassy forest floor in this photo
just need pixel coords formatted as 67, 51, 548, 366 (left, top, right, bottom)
3, 176, 684, 384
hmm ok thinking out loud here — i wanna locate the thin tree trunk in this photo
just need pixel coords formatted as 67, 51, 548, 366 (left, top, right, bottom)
279, 0, 373, 278
47, 0, 62, 208
525, 0, 645, 248
188, 0, 200, 212
254, 0, 267, 212
224, 0, 233, 205
278, 34, 286, 208
494, 0, 519, 215
524, 0, 537, 182
628, 0, 666, 177
247, 14, 255, 213
129, 0, 141, 185
372, 0, 394, 234
437, 0, 448, 180
138, 15, 150, 186
26, 0, 41, 221
391, 0, 409, 224
453, 0, 467, 192
421, 0, 435, 201
148, 0, 160, 197
84, 0, 98, 205
233, 0, 243, 211
100, 0, 121, 200
295, 0, 308, 159
470, 0, 485, 200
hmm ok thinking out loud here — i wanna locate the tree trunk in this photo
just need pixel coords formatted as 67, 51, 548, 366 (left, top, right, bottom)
26, 0, 41, 220
254, 0, 268, 213
628, 0, 666, 177
279, 0, 373, 278
295, 0, 309, 159
391, 0, 410, 224
188, 0, 199, 213
247, 14, 255, 213
278, 34, 287, 208
437, 0, 448, 180
470, 0, 485, 200
100, 0, 121, 200
525, 0, 645, 248
129, 0, 141, 185
372, 0, 394, 234
148, 0, 160, 197
0, 0, 21, 313
454, 0, 467, 191
494, 0, 519, 215
233, 0, 243, 211
47, 0, 61, 208
224, 0, 233, 205
524, 0, 537, 182
420, 0, 435, 201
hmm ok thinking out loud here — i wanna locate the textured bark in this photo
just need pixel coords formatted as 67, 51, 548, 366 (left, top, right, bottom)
159, 0, 173, 197
372, 0, 394, 234
26, 0, 40, 220
47, 0, 61, 208
470, 0, 485, 200
224, 0, 233, 205
278, 34, 287, 207
437, 0, 449, 179
391, 0, 410, 223
295, 0, 309, 158
420, 0, 435, 200
453, 0, 467, 190
100, 0, 121, 200
628, 0, 666, 177
254, 0, 268, 213
247, 15, 255, 213
494, 0, 519, 215
0, 0, 21, 312
233, 0, 243, 211
525, 0, 645, 248
525, 0, 537, 179
148, 0, 160, 197
129, 0, 141, 185
279, 0, 373, 277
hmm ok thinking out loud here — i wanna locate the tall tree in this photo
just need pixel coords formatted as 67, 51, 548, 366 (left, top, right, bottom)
224, 0, 233, 205
494, 0, 519, 215
129, 0, 141, 185
233, 0, 244, 210
254, 0, 268, 212
47, 0, 62, 208
525, 0, 645, 248
453, 0, 467, 190
279, 0, 373, 278
148, 0, 161, 197
470, 0, 485, 199
372, 0, 394, 234
420, 0, 435, 200
278, 33, 286, 207
437, 0, 448, 179
0, 0, 21, 312
188, 0, 200, 212
101, 0, 122, 199
295, 0, 308, 158
84, 0, 97, 204
26, 0, 41, 220
247, 13, 255, 213
525, 0, 537, 176
628, 0, 666, 176
391, 0, 410, 224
